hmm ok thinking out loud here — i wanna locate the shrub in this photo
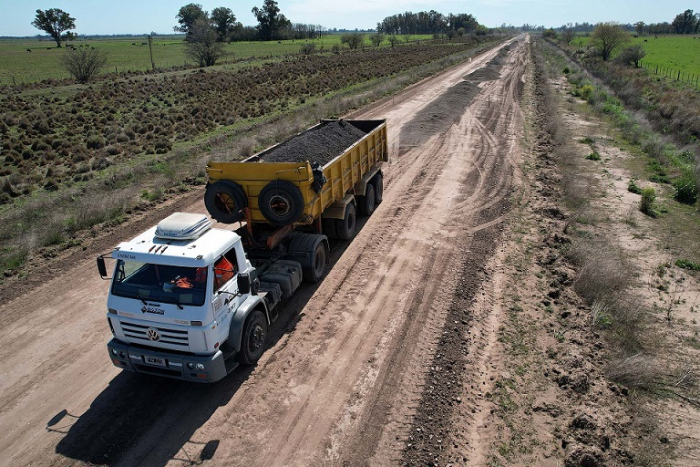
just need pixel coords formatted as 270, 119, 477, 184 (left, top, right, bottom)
578, 84, 595, 101
586, 151, 601, 161
568, 242, 631, 304
676, 259, 700, 271
86, 134, 104, 150
299, 42, 316, 56
60, 48, 108, 84
639, 187, 656, 216
615, 44, 646, 68
672, 169, 698, 205
628, 179, 642, 194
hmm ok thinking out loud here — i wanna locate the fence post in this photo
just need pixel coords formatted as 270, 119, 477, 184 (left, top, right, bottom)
677, 70, 681, 81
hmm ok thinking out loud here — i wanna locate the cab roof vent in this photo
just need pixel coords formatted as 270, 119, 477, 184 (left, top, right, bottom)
155, 213, 213, 240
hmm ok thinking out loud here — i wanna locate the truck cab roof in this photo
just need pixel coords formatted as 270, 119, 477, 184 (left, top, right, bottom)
112, 213, 240, 267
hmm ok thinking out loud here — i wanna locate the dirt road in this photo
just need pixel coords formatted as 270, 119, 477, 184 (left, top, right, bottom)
0, 37, 527, 466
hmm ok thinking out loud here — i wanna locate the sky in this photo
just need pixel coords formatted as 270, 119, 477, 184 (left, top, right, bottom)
0, 0, 695, 37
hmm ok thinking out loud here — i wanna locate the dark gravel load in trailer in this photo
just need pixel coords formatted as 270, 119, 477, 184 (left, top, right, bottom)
205, 119, 388, 254
255, 120, 369, 165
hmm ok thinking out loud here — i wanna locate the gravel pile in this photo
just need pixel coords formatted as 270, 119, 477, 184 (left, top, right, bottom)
259, 120, 368, 166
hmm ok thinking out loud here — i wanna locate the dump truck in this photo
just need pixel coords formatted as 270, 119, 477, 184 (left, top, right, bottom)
98, 119, 387, 382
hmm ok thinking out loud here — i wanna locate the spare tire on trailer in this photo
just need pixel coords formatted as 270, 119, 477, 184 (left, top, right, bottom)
205, 180, 248, 223
258, 180, 305, 227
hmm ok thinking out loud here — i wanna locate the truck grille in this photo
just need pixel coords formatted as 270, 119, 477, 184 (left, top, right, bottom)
120, 320, 189, 348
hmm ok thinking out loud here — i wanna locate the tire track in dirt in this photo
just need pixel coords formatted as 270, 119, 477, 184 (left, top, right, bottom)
394, 40, 528, 467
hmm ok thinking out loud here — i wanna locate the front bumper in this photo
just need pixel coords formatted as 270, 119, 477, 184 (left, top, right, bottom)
107, 338, 228, 383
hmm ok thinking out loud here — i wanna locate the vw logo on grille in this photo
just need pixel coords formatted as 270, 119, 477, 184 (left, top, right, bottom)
146, 327, 160, 341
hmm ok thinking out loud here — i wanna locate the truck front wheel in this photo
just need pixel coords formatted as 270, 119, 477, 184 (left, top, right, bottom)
239, 310, 268, 365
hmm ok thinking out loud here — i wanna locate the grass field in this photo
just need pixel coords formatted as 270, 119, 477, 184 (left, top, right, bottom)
573, 34, 700, 77
631, 35, 700, 76
0, 34, 435, 86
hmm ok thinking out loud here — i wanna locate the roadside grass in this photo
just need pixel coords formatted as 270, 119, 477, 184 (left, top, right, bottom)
542, 39, 700, 459
538, 39, 687, 463
564, 67, 698, 208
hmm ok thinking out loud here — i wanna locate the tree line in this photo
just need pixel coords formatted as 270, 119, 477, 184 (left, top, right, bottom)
376, 11, 483, 36
175, 1, 324, 42
550, 9, 700, 36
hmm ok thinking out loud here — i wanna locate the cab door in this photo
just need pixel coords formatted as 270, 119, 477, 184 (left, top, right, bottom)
212, 250, 241, 345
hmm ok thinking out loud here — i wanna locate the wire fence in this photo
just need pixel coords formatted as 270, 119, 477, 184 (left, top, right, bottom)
639, 61, 700, 88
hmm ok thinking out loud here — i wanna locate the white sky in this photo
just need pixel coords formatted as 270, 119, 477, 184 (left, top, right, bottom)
0, 0, 694, 36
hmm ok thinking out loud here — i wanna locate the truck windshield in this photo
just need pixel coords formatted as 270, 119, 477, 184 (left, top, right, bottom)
111, 260, 207, 307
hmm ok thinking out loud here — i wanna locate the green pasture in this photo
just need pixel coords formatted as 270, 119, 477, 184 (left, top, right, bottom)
572, 34, 700, 76
630, 35, 700, 76
0, 34, 434, 86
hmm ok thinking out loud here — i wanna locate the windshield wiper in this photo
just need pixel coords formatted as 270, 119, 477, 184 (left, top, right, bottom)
136, 291, 149, 305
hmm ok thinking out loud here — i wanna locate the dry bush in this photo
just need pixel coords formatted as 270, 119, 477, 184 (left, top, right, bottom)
606, 353, 661, 390
567, 241, 631, 304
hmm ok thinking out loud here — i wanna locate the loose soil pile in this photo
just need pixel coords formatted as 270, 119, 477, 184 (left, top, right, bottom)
258, 120, 368, 166
399, 81, 481, 152
399, 49, 508, 152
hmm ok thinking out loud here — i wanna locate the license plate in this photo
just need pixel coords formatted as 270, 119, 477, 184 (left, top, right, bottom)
145, 356, 165, 367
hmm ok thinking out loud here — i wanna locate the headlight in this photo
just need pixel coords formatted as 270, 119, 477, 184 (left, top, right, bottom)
112, 348, 119, 356
187, 363, 195, 370
195, 363, 205, 371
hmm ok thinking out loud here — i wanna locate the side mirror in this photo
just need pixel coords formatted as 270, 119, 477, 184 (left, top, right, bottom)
237, 273, 251, 295
97, 256, 108, 279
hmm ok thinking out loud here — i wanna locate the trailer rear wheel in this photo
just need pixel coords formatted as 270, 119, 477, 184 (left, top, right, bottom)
258, 180, 305, 227
204, 181, 248, 223
335, 202, 356, 240
239, 310, 267, 365
358, 183, 376, 216
372, 174, 384, 205
322, 217, 337, 239
304, 241, 327, 283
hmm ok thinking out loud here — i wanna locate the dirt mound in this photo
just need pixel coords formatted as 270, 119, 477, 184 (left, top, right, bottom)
399, 81, 480, 151
399, 48, 510, 152
258, 120, 367, 166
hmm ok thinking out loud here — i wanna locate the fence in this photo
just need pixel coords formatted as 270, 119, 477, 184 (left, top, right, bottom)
639, 61, 700, 88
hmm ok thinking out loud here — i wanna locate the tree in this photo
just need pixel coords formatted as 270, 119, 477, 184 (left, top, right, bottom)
590, 22, 629, 61
542, 28, 557, 39
60, 48, 108, 83
175, 3, 207, 37
185, 19, 224, 67
31, 9, 76, 48
387, 35, 400, 48
616, 44, 646, 68
671, 9, 698, 34
340, 33, 364, 50
634, 21, 645, 36
210, 7, 237, 42
562, 28, 575, 44
252, 0, 290, 41
370, 33, 384, 47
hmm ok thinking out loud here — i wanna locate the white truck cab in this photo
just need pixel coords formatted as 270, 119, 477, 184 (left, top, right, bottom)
100, 212, 297, 382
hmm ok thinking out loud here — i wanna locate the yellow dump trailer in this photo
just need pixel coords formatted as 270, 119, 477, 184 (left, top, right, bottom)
205, 119, 388, 245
